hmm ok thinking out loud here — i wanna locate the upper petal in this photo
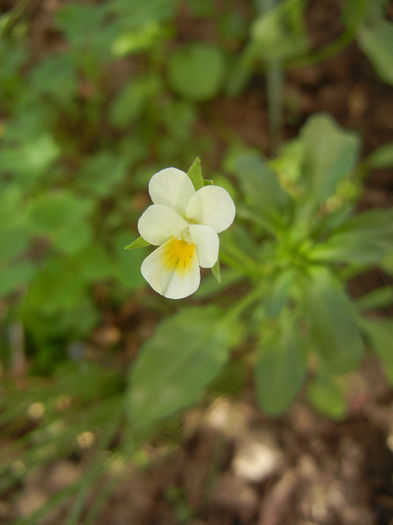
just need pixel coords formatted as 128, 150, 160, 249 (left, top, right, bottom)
141, 239, 200, 299
188, 224, 219, 268
149, 167, 196, 216
137, 204, 188, 246
186, 185, 236, 233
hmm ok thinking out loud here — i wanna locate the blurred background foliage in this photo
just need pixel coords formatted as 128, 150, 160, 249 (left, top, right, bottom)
0, 0, 393, 522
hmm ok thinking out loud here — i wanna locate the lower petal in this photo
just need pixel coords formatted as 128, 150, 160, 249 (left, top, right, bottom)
141, 239, 200, 299
188, 224, 219, 268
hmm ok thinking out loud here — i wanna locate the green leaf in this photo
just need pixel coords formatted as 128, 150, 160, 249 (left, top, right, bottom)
361, 318, 393, 384
307, 364, 346, 420
301, 114, 360, 204
252, 0, 309, 61
168, 44, 225, 101
356, 287, 393, 312
0, 261, 36, 296
71, 244, 113, 282
264, 269, 294, 317
311, 208, 393, 265
113, 231, 145, 290
366, 142, 393, 169
29, 53, 77, 105
305, 269, 363, 373
110, 75, 160, 128
77, 152, 129, 196
228, 150, 290, 230
127, 306, 238, 425
381, 251, 393, 275
358, 20, 393, 85
124, 236, 150, 250
255, 313, 307, 415
29, 190, 94, 254
187, 156, 204, 190
210, 259, 221, 283
0, 133, 60, 181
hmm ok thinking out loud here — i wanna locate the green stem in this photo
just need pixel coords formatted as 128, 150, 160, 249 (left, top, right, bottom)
1, 0, 32, 37
287, 26, 356, 69
224, 281, 266, 322
261, 0, 283, 154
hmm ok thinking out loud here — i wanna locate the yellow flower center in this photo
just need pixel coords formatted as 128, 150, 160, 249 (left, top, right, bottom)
163, 237, 196, 274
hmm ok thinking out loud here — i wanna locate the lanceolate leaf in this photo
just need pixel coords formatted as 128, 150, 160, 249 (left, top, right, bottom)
358, 20, 393, 86
255, 313, 307, 415
361, 318, 393, 385
305, 269, 363, 373
124, 236, 150, 250
127, 307, 238, 426
301, 114, 360, 204
187, 156, 204, 190
311, 208, 393, 265
230, 151, 290, 230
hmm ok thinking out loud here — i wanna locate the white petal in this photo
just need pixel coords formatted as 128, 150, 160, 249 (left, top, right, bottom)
149, 167, 196, 216
186, 185, 236, 233
137, 204, 188, 246
188, 224, 219, 268
141, 238, 200, 299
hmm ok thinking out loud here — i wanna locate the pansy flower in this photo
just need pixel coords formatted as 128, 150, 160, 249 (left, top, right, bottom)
137, 167, 235, 299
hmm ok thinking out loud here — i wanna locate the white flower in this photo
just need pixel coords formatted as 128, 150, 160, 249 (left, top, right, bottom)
138, 167, 236, 299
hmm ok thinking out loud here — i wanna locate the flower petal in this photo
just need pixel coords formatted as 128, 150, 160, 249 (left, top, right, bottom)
141, 238, 200, 299
186, 185, 235, 233
137, 204, 188, 246
149, 167, 196, 216
188, 224, 219, 268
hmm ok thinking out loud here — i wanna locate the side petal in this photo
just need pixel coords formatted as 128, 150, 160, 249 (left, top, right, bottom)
188, 224, 219, 268
186, 185, 236, 233
149, 167, 196, 216
141, 240, 200, 299
138, 204, 188, 246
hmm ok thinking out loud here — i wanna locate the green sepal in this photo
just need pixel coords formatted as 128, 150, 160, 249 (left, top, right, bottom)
187, 156, 204, 190
210, 259, 221, 283
124, 236, 150, 250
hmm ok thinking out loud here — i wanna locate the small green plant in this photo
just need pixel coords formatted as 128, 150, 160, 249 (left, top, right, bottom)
127, 114, 393, 422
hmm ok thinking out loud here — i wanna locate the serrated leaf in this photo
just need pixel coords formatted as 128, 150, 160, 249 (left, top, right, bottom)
305, 269, 363, 373
127, 306, 238, 426
124, 236, 150, 250
255, 314, 307, 415
187, 156, 204, 190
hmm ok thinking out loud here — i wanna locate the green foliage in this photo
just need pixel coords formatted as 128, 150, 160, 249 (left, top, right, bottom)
167, 44, 226, 101
255, 312, 307, 415
187, 156, 204, 190
307, 365, 347, 420
362, 319, 393, 384
1, 1, 393, 522
127, 307, 239, 426
366, 142, 393, 169
304, 269, 363, 373
300, 114, 360, 205
252, 0, 310, 61
358, 20, 393, 85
